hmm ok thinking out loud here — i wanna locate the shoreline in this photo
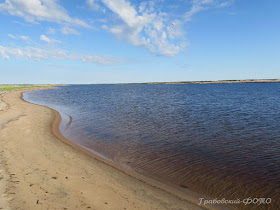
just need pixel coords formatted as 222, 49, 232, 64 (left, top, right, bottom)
87, 78, 280, 85
145, 79, 280, 85
23, 88, 219, 209
1, 88, 204, 209
0, 88, 225, 209
24, 94, 215, 208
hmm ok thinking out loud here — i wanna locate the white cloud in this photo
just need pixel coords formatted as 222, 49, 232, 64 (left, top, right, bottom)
0, 0, 90, 28
47, 27, 56, 34
0, 44, 126, 65
87, 0, 106, 13
19, 35, 30, 41
60, 27, 80, 35
100, 0, 232, 56
8, 34, 16, 39
40, 35, 61, 44
185, 0, 233, 21
12, 20, 32, 26
101, 0, 184, 56
87, 0, 100, 11
8, 34, 31, 41
2, 0, 233, 58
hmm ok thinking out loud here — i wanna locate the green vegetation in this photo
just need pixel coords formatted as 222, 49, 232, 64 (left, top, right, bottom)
0, 85, 53, 92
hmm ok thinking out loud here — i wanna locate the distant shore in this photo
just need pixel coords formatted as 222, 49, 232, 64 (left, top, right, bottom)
1, 79, 280, 87
121, 79, 280, 85
0, 89, 211, 210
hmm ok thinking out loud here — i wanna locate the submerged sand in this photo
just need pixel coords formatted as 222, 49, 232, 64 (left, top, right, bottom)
0, 90, 214, 210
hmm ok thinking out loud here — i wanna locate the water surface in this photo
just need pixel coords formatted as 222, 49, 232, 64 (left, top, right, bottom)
24, 83, 280, 209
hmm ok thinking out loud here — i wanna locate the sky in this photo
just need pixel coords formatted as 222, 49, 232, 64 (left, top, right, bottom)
0, 0, 279, 84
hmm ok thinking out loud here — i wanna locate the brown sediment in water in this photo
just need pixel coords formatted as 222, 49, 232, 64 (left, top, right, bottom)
0, 88, 219, 209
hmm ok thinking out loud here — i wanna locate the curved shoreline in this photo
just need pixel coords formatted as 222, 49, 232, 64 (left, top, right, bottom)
21, 88, 227, 210
1, 89, 203, 209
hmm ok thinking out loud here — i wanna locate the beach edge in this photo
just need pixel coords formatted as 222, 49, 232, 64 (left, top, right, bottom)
1, 88, 225, 209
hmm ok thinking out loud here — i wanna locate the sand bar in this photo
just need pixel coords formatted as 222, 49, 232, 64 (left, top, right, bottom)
0, 89, 223, 210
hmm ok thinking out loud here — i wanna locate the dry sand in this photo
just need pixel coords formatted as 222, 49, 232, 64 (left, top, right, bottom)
0, 90, 214, 210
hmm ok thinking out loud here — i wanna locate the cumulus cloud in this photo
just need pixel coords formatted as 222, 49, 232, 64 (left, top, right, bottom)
101, 0, 185, 56
0, 0, 90, 28
99, 0, 232, 56
40, 35, 61, 44
60, 27, 80, 35
2, 0, 233, 57
0, 44, 126, 65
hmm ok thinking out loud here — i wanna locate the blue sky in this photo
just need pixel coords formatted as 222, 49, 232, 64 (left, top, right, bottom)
0, 0, 279, 84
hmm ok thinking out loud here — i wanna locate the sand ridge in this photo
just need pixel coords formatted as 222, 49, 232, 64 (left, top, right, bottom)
0, 90, 209, 210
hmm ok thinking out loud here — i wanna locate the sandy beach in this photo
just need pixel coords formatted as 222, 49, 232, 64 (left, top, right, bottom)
0, 89, 210, 210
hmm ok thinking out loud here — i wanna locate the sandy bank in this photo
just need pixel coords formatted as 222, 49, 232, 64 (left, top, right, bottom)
0, 92, 7, 111
0, 90, 209, 210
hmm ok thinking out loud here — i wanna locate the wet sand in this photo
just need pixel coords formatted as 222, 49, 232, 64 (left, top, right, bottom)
0, 89, 214, 210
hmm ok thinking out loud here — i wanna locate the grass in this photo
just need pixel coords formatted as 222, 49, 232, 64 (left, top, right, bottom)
0, 85, 53, 92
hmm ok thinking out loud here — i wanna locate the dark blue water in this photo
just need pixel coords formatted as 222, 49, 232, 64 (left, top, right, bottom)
24, 83, 280, 209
